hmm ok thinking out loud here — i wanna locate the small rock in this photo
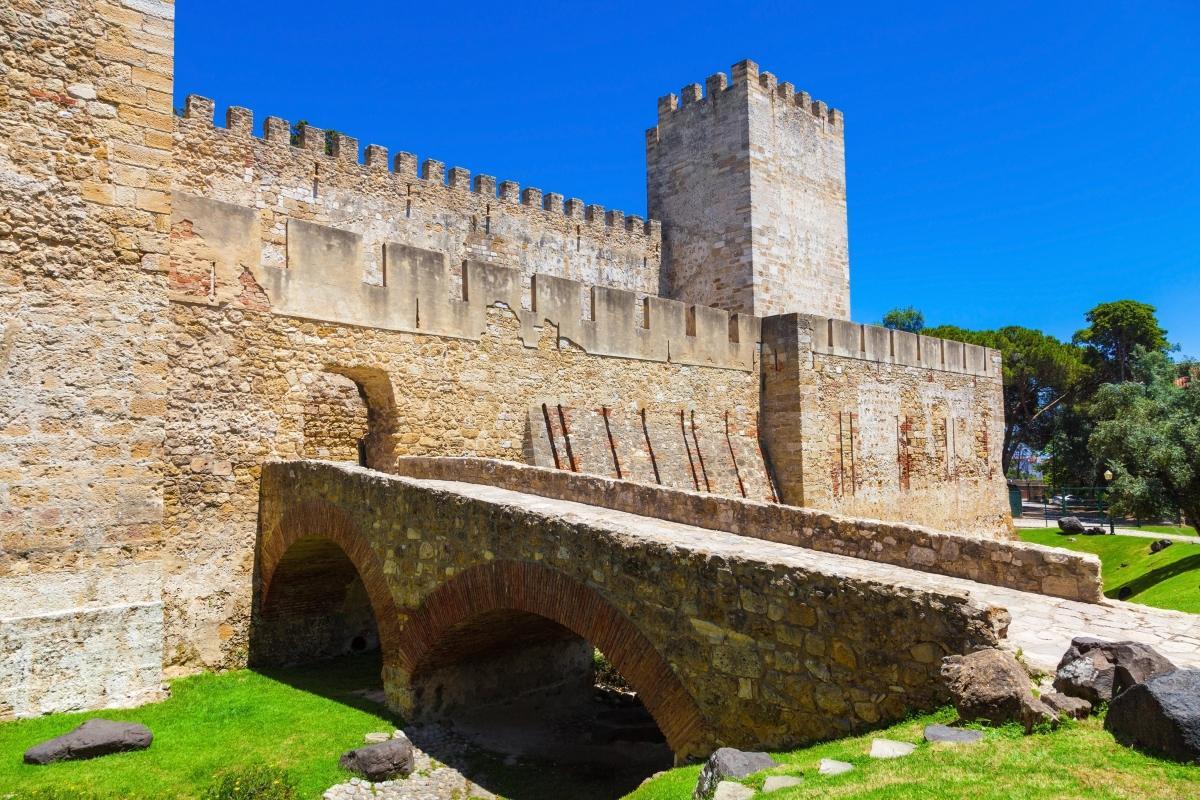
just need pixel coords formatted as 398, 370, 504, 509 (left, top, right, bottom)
870, 738, 916, 758
712, 782, 755, 800
1042, 692, 1092, 719
1058, 516, 1086, 533
364, 732, 391, 743
24, 719, 153, 764
1105, 669, 1200, 762
923, 724, 983, 744
66, 83, 96, 100
1084, 526, 1107, 535
1150, 539, 1174, 554
818, 758, 854, 775
338, 738, 415, 781
694, 748, 777, 800
762, 775, 803, 792
941, 648, 1056, 732
1053, 637, 1175, 705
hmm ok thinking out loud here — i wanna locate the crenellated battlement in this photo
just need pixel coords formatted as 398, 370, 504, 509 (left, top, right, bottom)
180, 95, 659, 237
647, 59, 843, 143
767, 314, 1000, 378
171, 193, 753, 371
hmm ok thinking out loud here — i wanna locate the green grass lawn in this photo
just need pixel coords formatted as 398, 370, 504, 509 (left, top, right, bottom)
1018, 529, 1200, 613
0, 656, 396, 799
625, 708, 1200, 800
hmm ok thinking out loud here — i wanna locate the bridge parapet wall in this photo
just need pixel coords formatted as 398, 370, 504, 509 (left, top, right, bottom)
390, 457, 1103, 603
259, 460, 1007, 759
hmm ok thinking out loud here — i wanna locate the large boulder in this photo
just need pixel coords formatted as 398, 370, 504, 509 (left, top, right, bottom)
693, 748, 777, 800
1058, 516, 1086, 534
24, 719, 152, 764
1053, 637, 1175, 705
338, 738, 415, 781
1105, 669, 1200, 762
941, 649, 1055, 732
1041, 692, 1092, 720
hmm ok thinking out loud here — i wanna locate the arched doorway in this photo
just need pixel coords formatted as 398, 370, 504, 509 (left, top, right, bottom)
298, 366, 397, 470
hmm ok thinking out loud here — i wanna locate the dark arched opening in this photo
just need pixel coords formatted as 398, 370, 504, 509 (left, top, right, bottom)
407, 607, 672, 797
250, 535, 380, 667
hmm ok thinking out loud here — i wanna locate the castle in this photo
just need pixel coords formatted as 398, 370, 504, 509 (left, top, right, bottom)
0, 0, 1010, 722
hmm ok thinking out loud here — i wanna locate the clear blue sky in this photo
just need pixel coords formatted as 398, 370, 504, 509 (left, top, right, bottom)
175, 1, 1200, 357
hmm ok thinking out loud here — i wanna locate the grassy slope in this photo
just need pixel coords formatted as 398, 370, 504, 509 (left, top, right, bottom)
1137, 524, 1197, 536
625, 709, 1200, 800
0, 657, 396, 799
1019, 529, 1200, 613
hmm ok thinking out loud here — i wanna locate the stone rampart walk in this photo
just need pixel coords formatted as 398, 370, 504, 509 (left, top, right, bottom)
414, 478, 1200, 673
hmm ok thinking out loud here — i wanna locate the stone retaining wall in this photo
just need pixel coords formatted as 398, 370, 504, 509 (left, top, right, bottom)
390, 457, 1103, 603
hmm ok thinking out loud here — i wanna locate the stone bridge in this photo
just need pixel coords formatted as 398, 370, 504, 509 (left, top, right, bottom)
255, 461, 1009, 760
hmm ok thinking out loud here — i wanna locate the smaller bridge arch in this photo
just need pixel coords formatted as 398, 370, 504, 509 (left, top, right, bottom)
395, 560, 706, 758
253, 498, 404, 679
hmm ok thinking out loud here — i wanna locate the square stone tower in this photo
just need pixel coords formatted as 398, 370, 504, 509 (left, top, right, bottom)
646, 60, 850, 318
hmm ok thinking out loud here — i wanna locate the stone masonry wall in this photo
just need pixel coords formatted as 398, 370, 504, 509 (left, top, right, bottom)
390, 458, 1101, 602
172, 96, 661, 302
0, 0, 174, 718
259, 461, 1009, 758
162, 300, 760, 675
762, 314, 1011, 538
647, 60, 849, 319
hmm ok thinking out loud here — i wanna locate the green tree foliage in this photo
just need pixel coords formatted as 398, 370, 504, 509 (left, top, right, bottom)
881, 306, 925, 333
924, 325, 1087, 475
1073, 300, 1170, 383
1089, 351, 1200, 527
289, 120, 338, 156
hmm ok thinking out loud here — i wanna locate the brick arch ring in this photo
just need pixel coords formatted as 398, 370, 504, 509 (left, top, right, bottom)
395, 560, 708, 757
258, 497, 405, 674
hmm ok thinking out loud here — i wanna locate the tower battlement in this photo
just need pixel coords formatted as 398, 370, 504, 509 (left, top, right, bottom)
649, 59, 843, 135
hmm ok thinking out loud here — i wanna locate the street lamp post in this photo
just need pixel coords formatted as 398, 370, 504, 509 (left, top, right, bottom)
1104, 469, 1115, 534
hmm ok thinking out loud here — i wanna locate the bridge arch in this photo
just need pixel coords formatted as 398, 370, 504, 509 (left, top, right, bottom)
394, 560, 707, 757
252, 497, 403, 674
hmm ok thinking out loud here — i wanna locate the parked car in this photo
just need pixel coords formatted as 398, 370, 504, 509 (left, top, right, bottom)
1050, 494, 1079, 505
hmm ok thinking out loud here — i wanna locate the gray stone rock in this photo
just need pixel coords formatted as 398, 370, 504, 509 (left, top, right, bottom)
694, 748, 777, 800
941, 648, 1056, 732
762, 775, 803, 792
364, 731, 391, 743
869, 738, 916, 758
1058, 516, 1086, 533
1105, 669, 1200, 762
712, 782, 755, 800
923, 724, 983, 744
24, 719, 152, 764
1042, 691, 1092, 719
338, 738, 415, 781
1150, 539, 1174, 554
818, 758, 854, 775
1053, 637, 1175, 705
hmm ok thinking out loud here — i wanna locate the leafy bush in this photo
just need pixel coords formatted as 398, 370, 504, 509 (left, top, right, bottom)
202, 764, 298, 800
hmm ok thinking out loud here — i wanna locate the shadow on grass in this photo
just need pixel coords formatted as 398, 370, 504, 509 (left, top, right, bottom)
250, 650, 404, 724
1106, 553, 1200, 600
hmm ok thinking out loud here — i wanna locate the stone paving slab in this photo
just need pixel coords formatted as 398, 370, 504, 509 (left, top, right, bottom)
413, 478, 1200, 673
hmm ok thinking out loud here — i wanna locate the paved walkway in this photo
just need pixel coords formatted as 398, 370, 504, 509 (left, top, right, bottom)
417, 479, 1200, 674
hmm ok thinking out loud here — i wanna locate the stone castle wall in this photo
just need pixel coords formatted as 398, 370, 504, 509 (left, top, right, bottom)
173, 96, 662, 304
162, 298, 761, 674
762, 314, 1009, 537
0, 0, 174, 718
647, 61, 849, 318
